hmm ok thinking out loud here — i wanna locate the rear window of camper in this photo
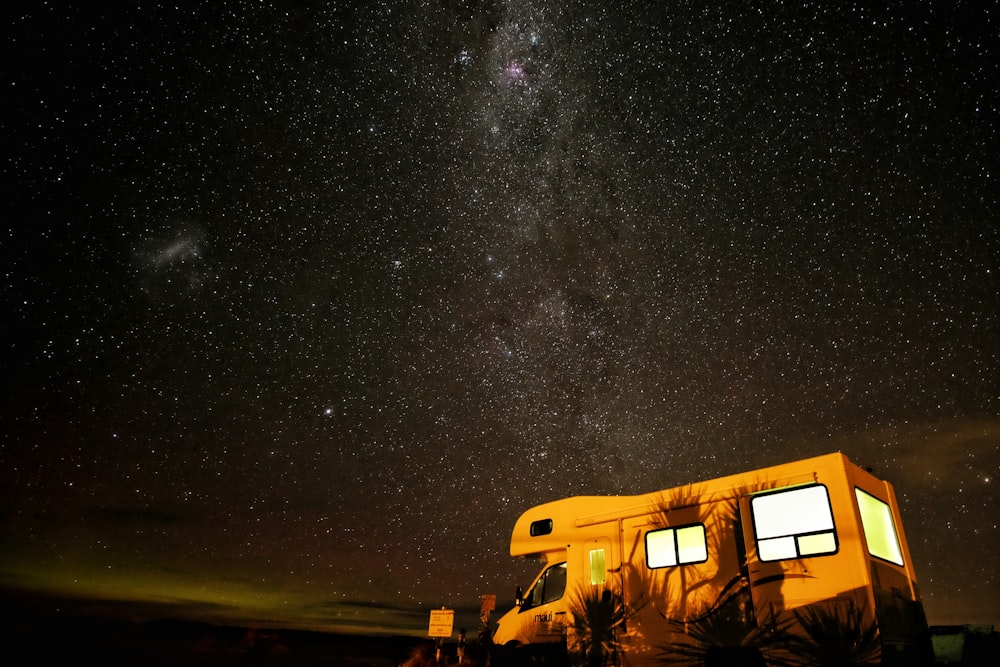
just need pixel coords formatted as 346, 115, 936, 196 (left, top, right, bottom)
645, 523, 708, 568
855, 488, 904, 565
751, 484, 838, 561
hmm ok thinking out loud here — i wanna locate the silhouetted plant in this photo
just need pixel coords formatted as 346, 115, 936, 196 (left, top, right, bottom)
783, 601, 881, 666
402, 641, 440, 667
566, 585, 629, 667
655, 583, 791, 666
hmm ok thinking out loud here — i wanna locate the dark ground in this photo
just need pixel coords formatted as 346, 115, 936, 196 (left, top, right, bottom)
1, 590, 995, 666
0, 590, 437, 666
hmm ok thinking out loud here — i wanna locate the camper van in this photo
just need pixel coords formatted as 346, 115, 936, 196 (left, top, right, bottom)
491, 452, 933, 666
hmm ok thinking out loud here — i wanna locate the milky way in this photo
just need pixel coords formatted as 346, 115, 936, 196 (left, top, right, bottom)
2, 1, 998, 634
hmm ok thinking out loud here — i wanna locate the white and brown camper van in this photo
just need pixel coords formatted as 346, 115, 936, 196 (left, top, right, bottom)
491, 452, 933, 666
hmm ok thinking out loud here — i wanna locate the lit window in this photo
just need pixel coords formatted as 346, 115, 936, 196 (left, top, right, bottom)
590, 549, 606, 585
751, 485, 838, 561
855, 488, 904, 565
646, 523, 708, 568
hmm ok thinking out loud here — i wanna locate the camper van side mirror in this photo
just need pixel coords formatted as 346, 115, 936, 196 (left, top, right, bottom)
515, 585, 523, 606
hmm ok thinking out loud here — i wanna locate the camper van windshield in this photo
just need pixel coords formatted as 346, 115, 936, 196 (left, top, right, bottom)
523, 562, 567, 610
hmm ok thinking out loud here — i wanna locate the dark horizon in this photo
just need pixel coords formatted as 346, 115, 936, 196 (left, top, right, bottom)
3, 584, 997, 667
0, 584, 492, 640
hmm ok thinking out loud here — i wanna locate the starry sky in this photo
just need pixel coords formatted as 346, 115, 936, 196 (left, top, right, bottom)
2, 0, 998, 637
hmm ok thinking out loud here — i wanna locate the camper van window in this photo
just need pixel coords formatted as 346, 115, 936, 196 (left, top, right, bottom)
855, 488, 904, 565
530, 519, 553, 537
751, 484, 838, 562
645, 523, 708, 568
590, 549, 606, 585
523, 562, 568, 610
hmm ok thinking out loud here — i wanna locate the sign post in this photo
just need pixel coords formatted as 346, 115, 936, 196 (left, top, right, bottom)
428, 607, 455, 664
479, 594, 496, 642
428, 607, 455, 638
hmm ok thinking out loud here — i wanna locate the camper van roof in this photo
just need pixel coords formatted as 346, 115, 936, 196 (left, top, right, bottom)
509, 452, 863, 558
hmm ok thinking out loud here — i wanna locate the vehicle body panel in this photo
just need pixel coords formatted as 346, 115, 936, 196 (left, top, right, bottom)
492, 453, 933, 666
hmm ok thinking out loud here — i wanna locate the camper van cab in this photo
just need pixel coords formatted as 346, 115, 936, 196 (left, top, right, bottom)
491, 452, 932, 666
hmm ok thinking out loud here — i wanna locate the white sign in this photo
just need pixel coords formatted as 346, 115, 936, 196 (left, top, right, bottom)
428, 608, 455, 638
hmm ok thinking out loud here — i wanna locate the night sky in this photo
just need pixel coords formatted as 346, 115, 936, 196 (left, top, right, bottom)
2, 1, 998, 637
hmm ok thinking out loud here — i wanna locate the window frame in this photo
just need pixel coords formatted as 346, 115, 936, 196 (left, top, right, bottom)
530, 518, 553, 537
644, 522, 709, 569
855, 487, 905, 566
520, 561, 568, 611
750, 483, 839, 562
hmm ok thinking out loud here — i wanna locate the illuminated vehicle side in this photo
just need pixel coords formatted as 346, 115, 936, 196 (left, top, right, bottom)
491, 452, 933, 667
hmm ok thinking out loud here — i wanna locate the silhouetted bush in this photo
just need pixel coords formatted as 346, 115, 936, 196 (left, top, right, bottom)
402, 641, 439, 667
